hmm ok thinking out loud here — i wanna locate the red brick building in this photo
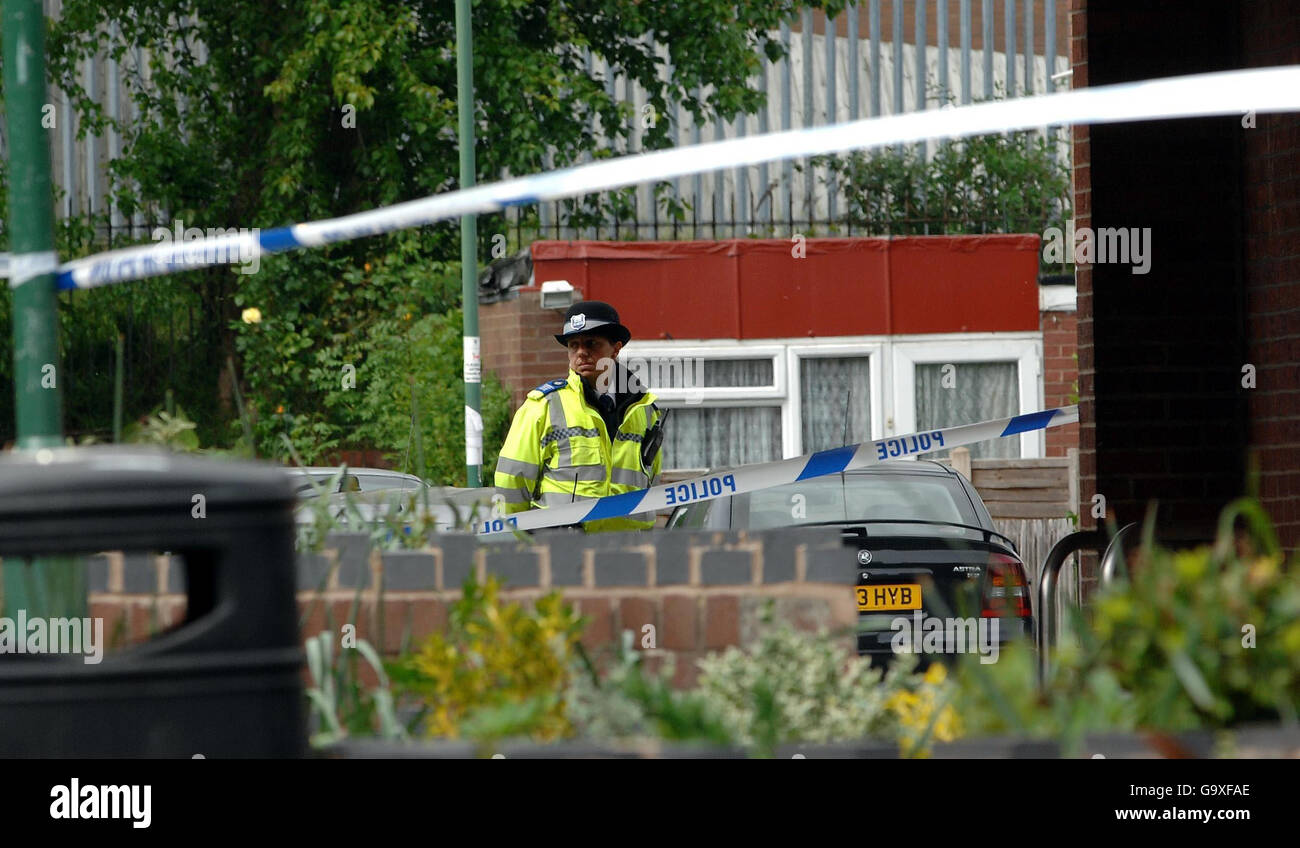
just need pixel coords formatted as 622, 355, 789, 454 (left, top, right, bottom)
1070, 0, 1300, 556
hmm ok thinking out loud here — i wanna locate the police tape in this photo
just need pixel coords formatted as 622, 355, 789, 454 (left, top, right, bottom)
473, 404, 1079, 537
26, 65, 1300, 290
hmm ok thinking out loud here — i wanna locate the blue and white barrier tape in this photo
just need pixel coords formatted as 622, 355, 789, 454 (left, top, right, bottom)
14, 65, 1297, 290
474, 404, 1079, 536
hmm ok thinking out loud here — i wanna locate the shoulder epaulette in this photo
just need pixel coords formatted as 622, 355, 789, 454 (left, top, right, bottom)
527, 378, 569, 400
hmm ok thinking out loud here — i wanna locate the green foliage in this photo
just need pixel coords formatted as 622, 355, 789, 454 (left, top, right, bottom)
0, 218, 219, 446
1085, 500, 1300, 728
303, 498, 1300, 755
111, 399, 256, 455
12, 0, 847, 458
818, 129, 1072, 269
242, 290, 513, 476
952, 639, 1138, 752
566, 606, 957, 757
304, 629, 409, 747
232, 236, 461, 463
564, 630, 736, 748
393, 575, 584, 746
122, 406, 200, 451
373, 586, 955, 755
693, 610, 959, 756
349, 307, 514, 485
956, 497, 1300, 752
693, 608, 902, 750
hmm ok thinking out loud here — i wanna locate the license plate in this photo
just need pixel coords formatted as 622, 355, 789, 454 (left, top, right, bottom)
856, 584, 922, 611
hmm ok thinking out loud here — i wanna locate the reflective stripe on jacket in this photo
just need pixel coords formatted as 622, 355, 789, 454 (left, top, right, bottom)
493, 370, 662, 532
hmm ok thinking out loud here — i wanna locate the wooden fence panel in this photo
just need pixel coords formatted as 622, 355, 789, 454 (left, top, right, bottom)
995, 516, 1080, 609
969, 456, 1075, 521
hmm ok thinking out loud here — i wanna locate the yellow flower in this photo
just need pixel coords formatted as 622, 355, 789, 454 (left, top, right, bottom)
241, 307, 262, 324
889, 665, 963, 757
364, 262, 372, 272
1247, 554, 1281, 588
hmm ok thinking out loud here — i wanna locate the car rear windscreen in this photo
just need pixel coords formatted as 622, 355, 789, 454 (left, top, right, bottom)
356, 474, 423, 492
740, 473, 977, 529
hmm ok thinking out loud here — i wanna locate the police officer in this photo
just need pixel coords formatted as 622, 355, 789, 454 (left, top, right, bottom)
494, 301, 666, 532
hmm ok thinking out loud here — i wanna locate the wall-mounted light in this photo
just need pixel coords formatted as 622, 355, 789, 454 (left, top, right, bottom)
540, 279, 579, 310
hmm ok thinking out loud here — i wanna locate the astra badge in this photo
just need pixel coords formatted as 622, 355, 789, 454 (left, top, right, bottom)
569, 313, 586, 331
857, 550, 872, 565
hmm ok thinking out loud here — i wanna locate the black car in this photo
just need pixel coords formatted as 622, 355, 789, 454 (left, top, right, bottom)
666, 460, 1033, 667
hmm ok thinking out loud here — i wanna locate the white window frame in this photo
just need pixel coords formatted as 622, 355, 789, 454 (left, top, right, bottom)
622, 341, 787, 468
890, 333, 1045, 458
624, 332, 1044, 467
618, 341, 786, 405
786, 341, 885, 456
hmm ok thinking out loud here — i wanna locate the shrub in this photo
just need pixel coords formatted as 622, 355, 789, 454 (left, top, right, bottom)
956, 497, 1300, 750
694, 609, 902, 750
1081, 500, 1300, 729
817, 128, 1072, 273
564, 631, 735, 748
393, 576, 583, 744
304, 629, 408, 748
567, 605, 958, 757
348, 307, 513, 485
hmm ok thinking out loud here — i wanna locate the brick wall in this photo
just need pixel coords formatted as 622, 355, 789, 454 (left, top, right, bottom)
1077, 0, 1300, 560
1069, 0, 1097, 591
86, 528, 858, 689
1042, 309, 1079, 458
1241, 1, 1300, 547
1075, 0, 1263, 593
480, 290, 571, 407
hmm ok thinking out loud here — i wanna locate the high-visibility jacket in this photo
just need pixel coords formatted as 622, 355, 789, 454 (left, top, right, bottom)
494, 370, 662, 532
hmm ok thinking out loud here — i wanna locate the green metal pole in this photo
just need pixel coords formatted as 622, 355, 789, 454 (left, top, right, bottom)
4, 0, 62, 447
3, 0, 81, 619
456, 0, 482, 487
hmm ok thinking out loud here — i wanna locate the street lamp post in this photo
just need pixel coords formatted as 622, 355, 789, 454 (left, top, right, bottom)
456, 0, 483, 488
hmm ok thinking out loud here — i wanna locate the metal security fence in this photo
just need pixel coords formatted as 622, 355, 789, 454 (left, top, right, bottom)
0, 1, 193, 244
516, 0, 1071, 242
4, 1, 1070, 245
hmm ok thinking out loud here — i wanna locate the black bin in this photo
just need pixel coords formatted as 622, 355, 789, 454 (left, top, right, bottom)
0, 446, 305, 757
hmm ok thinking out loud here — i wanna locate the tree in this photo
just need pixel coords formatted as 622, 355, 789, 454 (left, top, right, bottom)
1, 0, 845, 459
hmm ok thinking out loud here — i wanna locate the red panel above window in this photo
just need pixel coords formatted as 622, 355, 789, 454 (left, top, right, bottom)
737, 239, 891, 337
530, 240, 741, 340
887, 236, 1041, 334
529, 235, 1041, 340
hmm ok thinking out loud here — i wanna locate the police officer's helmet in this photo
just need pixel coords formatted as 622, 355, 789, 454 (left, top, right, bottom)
554, 300, 632, 346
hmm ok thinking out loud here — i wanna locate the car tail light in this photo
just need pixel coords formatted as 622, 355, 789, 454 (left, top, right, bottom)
982, 553, 1032, 619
